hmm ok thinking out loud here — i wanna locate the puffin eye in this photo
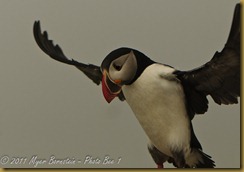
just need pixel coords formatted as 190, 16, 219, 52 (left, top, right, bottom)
113, 63, 122, 71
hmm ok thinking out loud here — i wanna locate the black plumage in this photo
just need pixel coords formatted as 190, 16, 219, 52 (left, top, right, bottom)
174, 3, 240, 119
33, 21, 102, 85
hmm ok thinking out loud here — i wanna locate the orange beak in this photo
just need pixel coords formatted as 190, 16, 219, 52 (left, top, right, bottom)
102, 70, 122, 103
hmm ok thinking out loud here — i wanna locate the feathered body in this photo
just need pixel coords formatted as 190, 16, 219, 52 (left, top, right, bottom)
32, 3, 240, 168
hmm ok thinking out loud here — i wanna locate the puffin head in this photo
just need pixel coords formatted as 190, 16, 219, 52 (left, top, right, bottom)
101, 47, 154, 103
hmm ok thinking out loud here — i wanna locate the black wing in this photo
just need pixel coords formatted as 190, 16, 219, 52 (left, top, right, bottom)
33, 21, 126, 101
176, 3, 240, 119
33, 21, 102, 85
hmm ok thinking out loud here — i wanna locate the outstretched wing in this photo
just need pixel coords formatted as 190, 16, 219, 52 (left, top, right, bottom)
176, 3, 240, 119
33, 21, 125, 101
33, 21, 102, 85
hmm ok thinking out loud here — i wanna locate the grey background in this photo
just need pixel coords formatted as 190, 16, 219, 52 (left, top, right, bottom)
0, 0, 240, 168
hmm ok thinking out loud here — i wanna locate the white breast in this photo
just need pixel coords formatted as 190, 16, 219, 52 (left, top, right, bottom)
122, 63, 191, 156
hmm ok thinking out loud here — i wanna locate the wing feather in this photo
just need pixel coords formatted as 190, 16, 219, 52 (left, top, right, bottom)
33, 21, 102, 85
176, 3, 240, 118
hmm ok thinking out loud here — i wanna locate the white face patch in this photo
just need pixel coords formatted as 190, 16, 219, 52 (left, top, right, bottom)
108, 51, 137, 84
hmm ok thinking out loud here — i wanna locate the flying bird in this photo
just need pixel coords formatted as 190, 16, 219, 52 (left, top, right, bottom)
33, 3, 240, 168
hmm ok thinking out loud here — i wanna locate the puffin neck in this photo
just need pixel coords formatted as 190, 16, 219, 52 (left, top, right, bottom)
126, 51, 155, 85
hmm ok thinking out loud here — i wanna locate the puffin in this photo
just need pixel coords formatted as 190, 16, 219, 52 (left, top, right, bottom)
33, 3, 240, 168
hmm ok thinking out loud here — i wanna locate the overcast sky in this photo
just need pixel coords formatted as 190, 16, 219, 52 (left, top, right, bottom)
0, 0, 240, 168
